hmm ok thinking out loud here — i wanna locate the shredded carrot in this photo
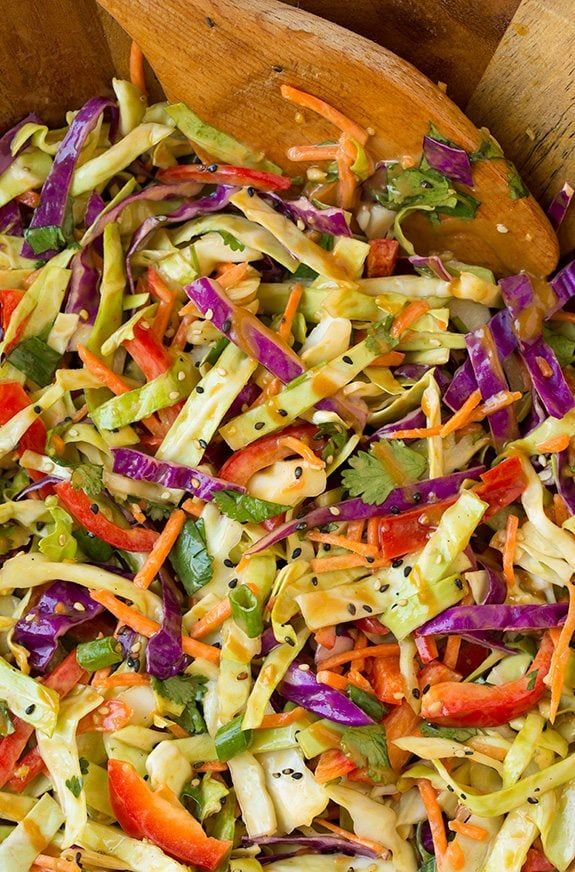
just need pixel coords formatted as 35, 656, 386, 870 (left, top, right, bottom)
537, 434, 571, 453
286, 144, 339, 162
314, 748, 356, 783
448, 819, 488, 841
134, 509, 186, 590
307, 530, 379, 558
336, 133, 358, 210
33, 857, 80, 872
549, 583, 575, 722
446, 839, 466, 871
310, 554, 368, 573
166, 722, 190, 739
181, 498, 205, 517
279, 435, 325, 468
71, 403, 88, 423
418, 779, 447, 856
347, 667, 374, 693
440, 390, 482, 437
171, 313, 195, 351
443, 635, 462, 670
352, 631, 368, 672
319, 643, 400, 672
250, 376, 282, 408
554, 493, 571, 527
90, 667, 112, 687
280, 85, 369, 145
94, 673, 151, 689
16, 190, 41, 208
315, 626, 337, 649
194, 760, 228, 772
129, 41, 147, 94
278, 282, 304, 340
216, 261, 250, 290
89, 590, 221, 663
367, 517, 379, 547
346, 519, 365, 542
259, 706, 306, 729
148, 269, 176, 339
385, 426, 442, 440
23, 267, 42, 289
317, 669, 375, 692
315, 818, 387, 856
51, 433, 67, 456
391, 300, 429, 339
503, 513, 519, 587
469, 390, 523, 424
551, 311, 575, 324
78, 344, 131, 395
369, 351, 406, 367
415, 636, 438, 664
190, 597, 232, 640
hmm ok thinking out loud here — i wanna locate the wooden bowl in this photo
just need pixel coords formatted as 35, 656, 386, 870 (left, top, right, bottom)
0, 0, 572, 251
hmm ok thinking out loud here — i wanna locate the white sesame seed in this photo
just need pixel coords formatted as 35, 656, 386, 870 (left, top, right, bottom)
161, 491, 171, 500
497, 224, 509, 234
296, 219, 306, 231
295, 112, 304, 124
140, 320, 150, 330
205, 308, 214, 321
217, 367, 227, 377
366, 127, 375, 136
329, 506, 341, 516
25, 613, 34, 622
191, 478, 201, 489
169, 391, 179, 400
58, 534, 67, 546
79, 309, 89, 321
68, 429, 79, 437
177, 371, 186, 381
298, 663, 310, 671
73, 601, 86, 612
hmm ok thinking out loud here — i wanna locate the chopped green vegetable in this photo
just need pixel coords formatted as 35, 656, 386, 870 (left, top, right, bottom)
342, 442, 426, 505
229, 585, 263, 638
70, 462, 103, 498
151, 674, 208, 735
340, 725, 391, 782
7, 337, 62, 387
215, 714, 252, 762
213, 490, 289, 524
169, 518, 213, 595
76, 636, 123, 671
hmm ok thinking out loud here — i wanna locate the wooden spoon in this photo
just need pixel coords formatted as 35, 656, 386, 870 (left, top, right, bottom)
97, 0, 559, 277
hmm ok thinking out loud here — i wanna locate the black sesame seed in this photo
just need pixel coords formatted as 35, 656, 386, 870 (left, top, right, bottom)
460, 793, 467, 800
282, 768, 294, 775
292, 547, 302, 559
447, 784, 454, 792
412, 688, 420, 699
254, 421, 265, 430
247, 186, 256, 197
527, 797, 539, 804
228, 578, 238, 589
237, 671, 248, 681
294, 466, 303, 479
342, 355, 353, 364
223, 558, 234, 568
455, 578, 464, 590
412, 492, 422, 503
285, 636, 296, 647
272, 771, 281, 778
272, 64, 283, 72
25, 704, 36, 715
392, 559, 403, 568
403, 566, 412, 577
207, 163, 218, 172
222, 319, 232, 333
390, 603, 398, 610
379, 583, 390, 593
464, 749, 473, 756
90, 504, 99, 514
196, 385, 205, 394
366, 556, 375, 564
278, 409, 288, 417
33, 405, 41, 414
363, 604, 373, 613
422, 684, 430, 694
206, 16, 215, 27
311, 576, 318, 586
390, 506, 400, 515
291, 771, 303, 780
347, 603, 357, 615
295, 521, 308, 531
198, 439, 208, 449
127, 657, 140, 670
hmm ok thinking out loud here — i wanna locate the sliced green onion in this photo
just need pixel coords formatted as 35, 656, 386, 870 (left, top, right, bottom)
229, 585, 263, 639
7, 337, 62, 387
215, 714, 252, 762
76, 637, 123, 672
347, 685, 387, 722
203, 336, 229, 367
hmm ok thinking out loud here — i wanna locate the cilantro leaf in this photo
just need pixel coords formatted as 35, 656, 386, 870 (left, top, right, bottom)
420, 722, 477, 742
217, 230, 245, 252
315, 422, 347, 463
347, 685, 387, 721
24, 224, 68, 255
213, 490, 289, 523
543, 327, 575, 367
169, 518, 213, 596
145, 503, 173, 522
526, 669, 538, 691
151, 674, 208, 735
341, 725, 391, 782
79, 757, 90, 775
507, 161, 529, 200
70, 462, 103, 498
342, 442, 426, 506
7, 337, 62, 387
469, 134, 504, 163
65, 776, 83, 797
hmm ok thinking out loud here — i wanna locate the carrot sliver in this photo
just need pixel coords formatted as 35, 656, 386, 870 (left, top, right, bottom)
194, 760, 228, 772
310, 554, 368, 573
129, 41, 147, 94
133, 509, 186, 590
347, 667, 374, 694
279, 435, 324, 468
316, 670, 349, 691
391, 300, 429, 339
352, 631, 368, 672
94, 673, 150, 689
336, 133, 358, 210
307, 530, 379, 558
78, 344, 130, 395
367, 517, 379, 547
315, 818, 386, 856
385, 426, 442, 440
440, 390, 482, 437
554, 493, 571, 527
418, 779, 447, 856
148, 269, 176, 338
315, 626, 337, 649
190, 596, 232, 640
286, 144, 339, 162
448, 819, 488, 841
346, 520, 365, 542
280, 85, 369, 144
259, 707, 306, 729
319, 643, 400, 672
33, 856, 80, 872
446, 840, 466, 871
370, 351, 406, 367
415, 636, 438, 664
181, 498, 205, 517
278, 282, 304, 340
551, 311, 575, 324
16, 190, 41, 209
216, 261, 250, 290
443, 635, 462, 670
549, 583, 575, 723
537, 434, 571, 453
503, 513, 519, 587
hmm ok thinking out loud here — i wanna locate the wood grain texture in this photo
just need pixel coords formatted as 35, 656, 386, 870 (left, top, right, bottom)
467, 0, 575, 255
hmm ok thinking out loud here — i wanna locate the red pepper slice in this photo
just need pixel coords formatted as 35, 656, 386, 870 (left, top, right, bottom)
421, 633, 553, 728
0, 650, 86, 788
0, 380, 47, 455
108, 759, 231, 870
366, 239, 400, 278
219, 423, 320, 487
0, 288, 27, 354
475, 454, 527, 516
55, 482, 159, 552
158, 163, 292, 192
123, 321, 173, 381
355, 616, 387, 636
522, 848, 555, 872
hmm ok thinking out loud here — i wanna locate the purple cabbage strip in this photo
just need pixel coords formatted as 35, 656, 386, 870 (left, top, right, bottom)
547, 183, 574, 230
85, 190, 105, 228
226, 382, 261, 420
555, 451, 575, 515
261, 627, 281, 656
22, 97, 117, 259
418, 603, 568, 636
146, 571, 187, 679
368, 408, 426, 443
422, 135, 473, 186
521, 339, 575, 418
444, 309, 517, 411
242, 835, 376, 859
0, 201, 22, 236
394, 364, 430, 381
186, 277, 366, 429
111, 447, 244, 500
265, 193, 352, 237
13, 581, 104, 672
126, 185, 235, 289
65, 246, 100, 322
116, 624, 137, 658
466, 325, 517, 449
408, 255, 452, 281
0, 112, 42, 175
551, 258, 575, 313
525, 391, 547, 434
14, 475, 62, 500
247, 466, 485, 553
458, 562, 511, 652
279, 662, 373, 726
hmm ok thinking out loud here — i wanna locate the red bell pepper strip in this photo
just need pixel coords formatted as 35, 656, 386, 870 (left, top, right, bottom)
0, 380, 47, 455
0, 288, 27, 354
107, 759, 232, 870
219, 423, 319, 487
55, 481, 159, 552
7, 698, 133, 793
355, 616, 387, 636
522, 848, 555, 872
0, 650, 87, 788
475, 454, 527, 517
123, 321, 172, 381
366, 239, 399, 278
158, 163, 291, 192
421, 633, 553, 728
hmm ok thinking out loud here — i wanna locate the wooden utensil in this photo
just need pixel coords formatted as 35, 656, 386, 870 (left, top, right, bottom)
93, 0, 558, 277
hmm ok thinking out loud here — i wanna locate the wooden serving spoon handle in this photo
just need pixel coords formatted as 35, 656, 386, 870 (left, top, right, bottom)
97, 0, 559, 276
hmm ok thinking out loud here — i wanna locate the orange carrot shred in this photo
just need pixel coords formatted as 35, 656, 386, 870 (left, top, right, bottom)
310, 554, 368, 573
78, 344, 131, 395
315, 818, 387, 856
94, 673, 150, 689
448, 819, 488, 841
319, 643, 400, 672
367, 517, 379, 547
278, 282, 304, 340
33, 856, 80, 872
443, 635, 462, 670
129, 41, 147, 94
418, 779, 447, 856
503, 513, 519, 587
537, 434, 571, 453
307, 530, 379, 558
385, 426, 442, 440
347, 667, 374, 693
259, 707, 306, 729
279, 435, 325, 468
440, 390, 482, 437
446, 839, 466, 870
554, 493, 571, 527
181, 498, 205, 517
189, 597, 232, 640
370, 351, 406, 367
286, 144, 340, 162
148, 269, 176, 339
352, 631, 368, 672
280, 85, 369, 144
314, 749, 356, 783
391, 300, 429, 338
315, 626, 337, 649
216, 261, 251, 290
134, 509, 186, 590
549, 582, 575, 723
194, 761, 229, 772
346, 520, 365, 542
336, 133, 359, 210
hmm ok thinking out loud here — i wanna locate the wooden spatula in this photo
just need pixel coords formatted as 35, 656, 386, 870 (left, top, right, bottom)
96, 0, 558, 277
